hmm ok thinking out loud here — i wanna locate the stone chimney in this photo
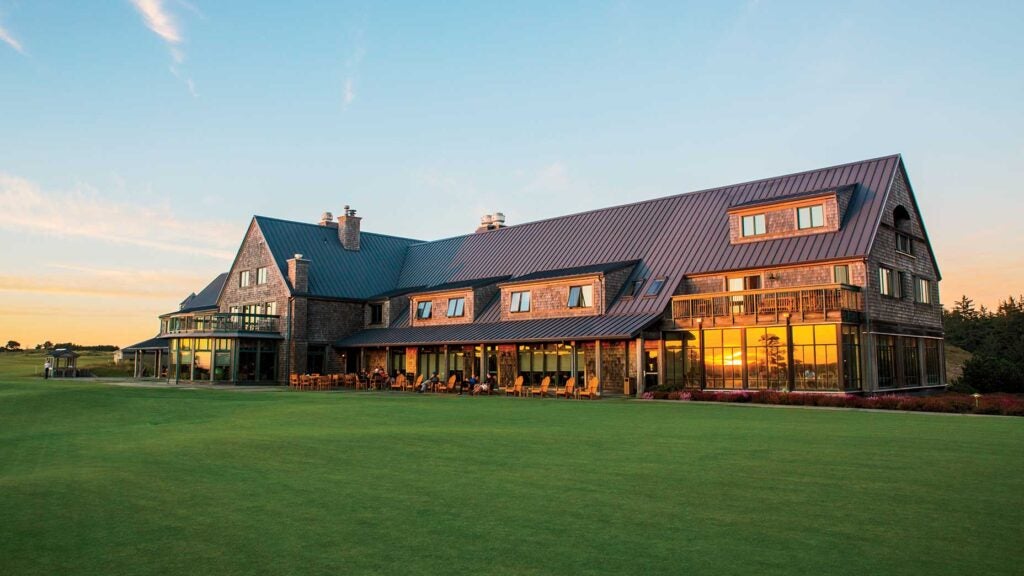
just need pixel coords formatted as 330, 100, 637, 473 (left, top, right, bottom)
287, 253, 309, 293
337, 205, 361, 251
319, 211, 337, 227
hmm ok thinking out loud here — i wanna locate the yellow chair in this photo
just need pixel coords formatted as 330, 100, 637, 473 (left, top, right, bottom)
289, 373, 299, 388
555, 377, 576, 399
437, 374, 457, 393
412, 374, 424, 391
530, 376, 551, 398
579, 376, 600, 399
391, 374, 406, 391
505, 375, 524, 397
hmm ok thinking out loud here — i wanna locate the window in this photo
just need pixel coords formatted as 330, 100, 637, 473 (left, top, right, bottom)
879, 267, 893, 297
415, 301, 432, 320
914, 278, 931, 304
265, 301, 277, 316
568, 285, 593, 308
239, 270, 251, 287
229, 306, 241, 315
741, 214, 766, 237
834, 265, 850, 285
510, 291, 531, 313
797, 205, 824, 229
896, 233, 913, 255
896, 271, 906, 299
257, 266, 268, 285
630, 279, 645, 297
645, 278, 666, 297
369, 303, 383, 325
876, 335, 897, 389
447, 297, 465, 317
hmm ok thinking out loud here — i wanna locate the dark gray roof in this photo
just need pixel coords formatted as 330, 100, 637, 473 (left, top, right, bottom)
47, 348, 79, 358
178, 273, 228, 313
392, 155, 903, 318
337, 314, 660, 347
729, 184, 856, 210
123, 336, 169, 352
508, 260, 639, 283
418, 275, 511, 293
256, 216, 423, 299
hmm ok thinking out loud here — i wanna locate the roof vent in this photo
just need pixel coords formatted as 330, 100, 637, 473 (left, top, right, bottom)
319, 211, 337, 227
474, 212, 508, 233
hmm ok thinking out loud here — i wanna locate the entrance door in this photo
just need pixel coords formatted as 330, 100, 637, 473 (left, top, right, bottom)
643, 347, 659, 391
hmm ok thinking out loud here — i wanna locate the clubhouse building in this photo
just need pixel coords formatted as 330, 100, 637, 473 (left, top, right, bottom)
136, 154, 945, 395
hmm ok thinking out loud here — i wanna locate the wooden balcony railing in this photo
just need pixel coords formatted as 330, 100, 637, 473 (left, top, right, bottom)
161, 313, 280, 335
671, 284, 862, 327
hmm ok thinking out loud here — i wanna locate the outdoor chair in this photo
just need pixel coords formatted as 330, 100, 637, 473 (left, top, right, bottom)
289, 373, 299, 388
436, 374, 457, 393
578, 376, 600, 399
412, 374, 424, 392
505, 375, 524, 397
555, 377, 575, 399
529, 376, 551, 398
300, 374, 313, 391
392, 374, 407, 391
344, 373, 357, 388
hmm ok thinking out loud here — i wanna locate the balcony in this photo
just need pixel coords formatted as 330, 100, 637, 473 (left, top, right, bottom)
161, 313, 281, 336
671, 284, 862, 328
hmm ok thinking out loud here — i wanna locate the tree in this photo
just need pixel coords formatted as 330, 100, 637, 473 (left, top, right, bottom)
6, 340, 21, 351
43, 340, 53, 350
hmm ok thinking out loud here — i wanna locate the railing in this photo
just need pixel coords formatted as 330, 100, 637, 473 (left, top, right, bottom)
161, 313, 280, 335
671, 284, 862, 326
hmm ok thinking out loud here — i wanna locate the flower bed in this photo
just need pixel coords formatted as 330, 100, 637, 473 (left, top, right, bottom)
639, 390, 1024, 417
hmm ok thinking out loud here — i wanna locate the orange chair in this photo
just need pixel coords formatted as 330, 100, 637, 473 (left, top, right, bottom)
289, 373, 299, 389
505, 375, 524, 397
436, 374, 457, 393
412, 374, 424, 392
391, 374, 406, 391
530, 376, 551, 398
578, 376, 600, 399
300, 374, 313, 391
555, 377, 576, 399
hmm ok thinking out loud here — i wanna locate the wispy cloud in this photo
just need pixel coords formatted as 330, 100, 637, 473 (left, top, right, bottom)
342, 32, 366, 110
130, 0, 198, 97
0, 173, 237, 259
0, 18, 24, 54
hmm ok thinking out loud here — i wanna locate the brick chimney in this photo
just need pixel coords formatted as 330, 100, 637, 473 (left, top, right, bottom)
319, 211, 337, 227
337, 206, 361, 251
287, 253, 309, 293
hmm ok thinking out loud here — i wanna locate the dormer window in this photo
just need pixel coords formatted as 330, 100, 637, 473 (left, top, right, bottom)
742, 214, 766, 237
369, 303, 383, 325
567, 285, 593, 308
510, 291, 531, 313
797, 205, 824, 229
416, 301, 432, 319
447, 297, 465, 317
645, 278, 666, 297
630, 279, 646, 297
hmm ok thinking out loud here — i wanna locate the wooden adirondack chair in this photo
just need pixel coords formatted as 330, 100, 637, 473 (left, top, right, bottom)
578, 376, 600, 399
530, 376, 551, 398
412, 374, 424, 391
505, 375, 524, 397
391, 374, 406, 391
437, 374, 457, 393
555, 377, 576, 399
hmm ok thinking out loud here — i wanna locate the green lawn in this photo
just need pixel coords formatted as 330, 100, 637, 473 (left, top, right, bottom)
1, 375, 1021, 575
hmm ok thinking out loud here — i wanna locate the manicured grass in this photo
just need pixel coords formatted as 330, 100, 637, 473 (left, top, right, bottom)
1, 378, 1022, 575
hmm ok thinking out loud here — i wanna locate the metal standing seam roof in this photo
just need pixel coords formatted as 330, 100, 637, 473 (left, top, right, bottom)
336, 313, 661, 347
174, 272, 229, 314
506, 260, 639, 283
255, 217, 424, 299
123, 336, 169, 352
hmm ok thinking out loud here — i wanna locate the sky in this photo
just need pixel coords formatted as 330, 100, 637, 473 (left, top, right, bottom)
0, 1, 1022, 347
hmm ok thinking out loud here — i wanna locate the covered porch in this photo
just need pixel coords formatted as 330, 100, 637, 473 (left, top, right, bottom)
123, 336, 169, 379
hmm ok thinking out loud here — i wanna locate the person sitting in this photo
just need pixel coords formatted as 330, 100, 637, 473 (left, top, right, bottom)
462, 375, 477, 396
474, 374, 494, 396
421, 372, 439, 393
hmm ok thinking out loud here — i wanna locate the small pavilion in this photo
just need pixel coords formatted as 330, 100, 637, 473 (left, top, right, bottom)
123, 336, 169, 378
46, 349, 80, 378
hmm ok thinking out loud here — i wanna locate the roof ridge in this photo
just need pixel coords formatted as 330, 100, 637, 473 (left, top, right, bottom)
253, 215, 426, 244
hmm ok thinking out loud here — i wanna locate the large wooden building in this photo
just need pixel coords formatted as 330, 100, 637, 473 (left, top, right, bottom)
155, 154, 944, 394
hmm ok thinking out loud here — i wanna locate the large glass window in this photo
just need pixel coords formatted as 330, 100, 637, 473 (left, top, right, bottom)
192, 339, 212, 381
876, 335, 897, 389
745, 327, 789, 390
390, 349, 406, 376
841, 326, 862, 390
416, 301, 432, 320
792, 325, 839, 390
213, 339, 232, 381
517, 343, 582, 387
179, 338, 193, 380
568, 285, 593, 308
924, 339, 941, 385
265, 301, 277, 316
447, 297, 465, 317
902, 337, 920, 387
169, 339, 180, 380
742, 214, 766, 237
703, 329, 743, 389
510, 291, 531, 313
664, 331, 701, 389
797, 205, 824, 229
417, 346, 442, 378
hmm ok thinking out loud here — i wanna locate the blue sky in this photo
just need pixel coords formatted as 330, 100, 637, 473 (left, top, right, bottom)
0, 1, 1021, 345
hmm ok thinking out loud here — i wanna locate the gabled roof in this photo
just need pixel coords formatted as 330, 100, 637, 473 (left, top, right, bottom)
178, 273, 229, 313
255, 216, 423, 299
123, 336, 169, 352
415, 275, 511, 294
728, 184, 856, 211
337, 313, 660, 347
391, 154, 903, 318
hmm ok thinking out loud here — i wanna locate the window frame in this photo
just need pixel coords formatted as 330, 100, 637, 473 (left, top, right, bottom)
796, 205, 825, 230
833, 265, 850, 285
567, 285, 594, 308
265, 301, 277, 316
447, 297, 466, 317
879, 266, 893, 297
741, 213, 767, 237
369, 303, 384, 325
510, 290, 531, 313
239, 270, 251, 288
645, 278, 666, 297
914, 278, 932, 304
415, 300, 432, 320
896, 232, 913, 255
256, 266, 268, 285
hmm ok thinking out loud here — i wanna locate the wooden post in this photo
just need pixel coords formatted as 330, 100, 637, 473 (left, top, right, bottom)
635, 337, 644, 397
595, 340, 602, 395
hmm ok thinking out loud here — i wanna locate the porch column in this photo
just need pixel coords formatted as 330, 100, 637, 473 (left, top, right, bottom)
570, 341, 577, 384
635, 336, 644, 397
479, 344, 486, 380
595, 340, 602, 394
